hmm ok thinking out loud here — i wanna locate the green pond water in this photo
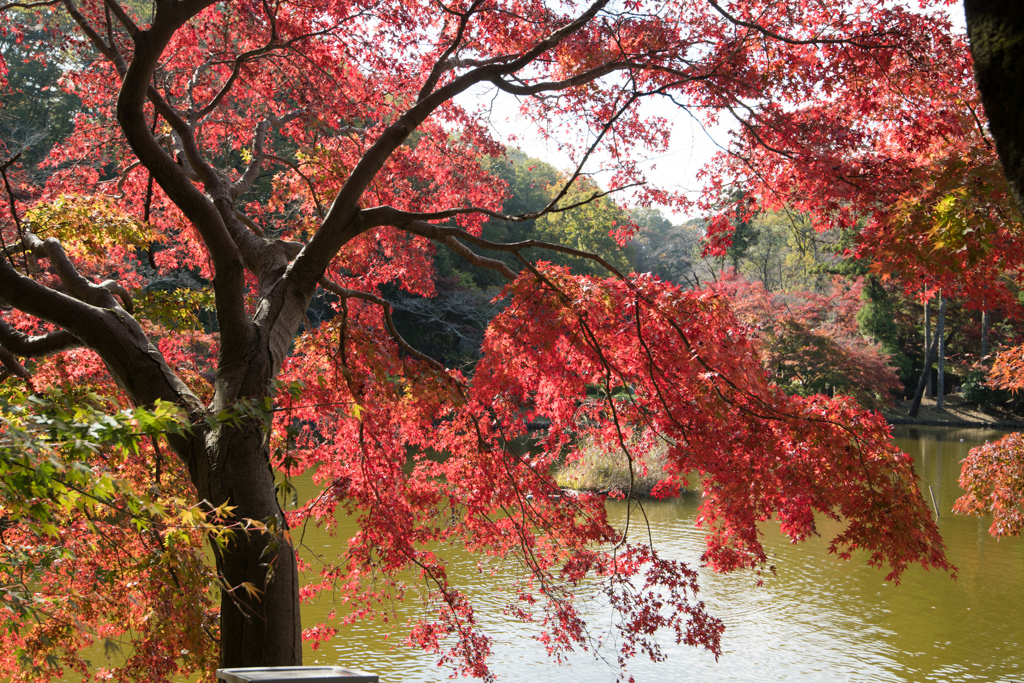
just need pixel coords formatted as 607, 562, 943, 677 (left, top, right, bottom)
295, 426, 1024, 682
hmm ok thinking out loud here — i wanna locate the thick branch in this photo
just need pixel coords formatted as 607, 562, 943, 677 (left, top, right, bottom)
442, 236, 517, 280
62, 0, 129, 76
361, 180, 642, 226
22, 232, 123, 311
292, 0, 614, 288
0, 319, 79, 356
0, 346, 31, 380
99, 279, 135, 314
490, 61, 632, 96
102, 0, 140, 40
113, 0, 254, 349
0, 259, 203, 420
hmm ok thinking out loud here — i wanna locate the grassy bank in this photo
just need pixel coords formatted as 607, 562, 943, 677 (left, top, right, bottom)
554, 439, 677, 498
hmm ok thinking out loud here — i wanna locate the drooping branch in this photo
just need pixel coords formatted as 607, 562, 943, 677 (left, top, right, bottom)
360, 180, 644, 227
706, 0, 901, 49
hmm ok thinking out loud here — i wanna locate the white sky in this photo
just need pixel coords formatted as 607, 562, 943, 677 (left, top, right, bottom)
460, 87, 732, 224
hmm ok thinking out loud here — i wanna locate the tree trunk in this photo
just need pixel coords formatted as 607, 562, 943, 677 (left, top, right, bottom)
924, 293, 932, 397
982, 308, 990, 358
908, 332, 941, 418
936, 295, 947, 410
196, 423, 303, 668
965, 0, 1024, 212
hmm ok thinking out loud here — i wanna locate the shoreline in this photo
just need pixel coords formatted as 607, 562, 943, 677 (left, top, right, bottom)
881, 396, 1024, 431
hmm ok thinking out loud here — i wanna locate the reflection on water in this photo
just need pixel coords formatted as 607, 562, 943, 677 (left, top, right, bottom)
299, 426, 1024, 682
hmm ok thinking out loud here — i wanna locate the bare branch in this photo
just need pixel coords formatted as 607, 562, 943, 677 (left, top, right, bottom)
234, 209, 266, 238
265, 154, 325, 218
417, 0, 487, 101
0, 154, 25, 239
191, 21, 360, 123
103, 0, 140, 41
115, 159, 144, 197
361, 180, 644, 226
99, 279, 134, 314
401, 220, 628, 280
724, 105, 797, 159
706, 0, 899, 49
63, 0, 129, 76
0, 0, 59, 10
190, 45, 278, 123
490, 61, 632, 97
442, 236, 517, 280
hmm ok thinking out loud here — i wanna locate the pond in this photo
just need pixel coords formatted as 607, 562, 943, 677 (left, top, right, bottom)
298, 426, 1024, 682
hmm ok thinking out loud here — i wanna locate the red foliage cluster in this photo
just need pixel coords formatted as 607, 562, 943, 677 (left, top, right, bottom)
269, 268, 947, 674
955, 432, 1024, 538
698, 2, 1024, 309
710, 273, 902, 408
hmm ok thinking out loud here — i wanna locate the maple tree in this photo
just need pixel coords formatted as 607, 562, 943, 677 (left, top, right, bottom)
711, 273, 903, 409
0, 0, 965, 680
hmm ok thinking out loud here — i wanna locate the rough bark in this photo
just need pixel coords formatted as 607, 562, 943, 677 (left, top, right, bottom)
965, 0, 1024, 212
202, 426, 302, 668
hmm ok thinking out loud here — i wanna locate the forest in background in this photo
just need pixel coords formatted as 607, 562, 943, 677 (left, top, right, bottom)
393, 147, 1022, 414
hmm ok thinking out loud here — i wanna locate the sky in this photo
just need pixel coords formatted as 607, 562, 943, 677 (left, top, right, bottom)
459, 87, 733, 224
